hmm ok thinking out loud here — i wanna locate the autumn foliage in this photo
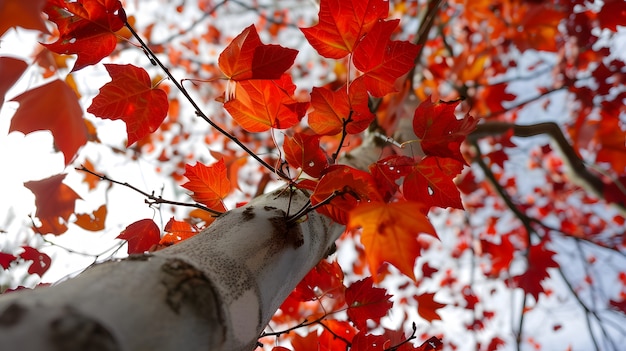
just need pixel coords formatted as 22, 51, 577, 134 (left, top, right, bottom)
1, 0, 626, 350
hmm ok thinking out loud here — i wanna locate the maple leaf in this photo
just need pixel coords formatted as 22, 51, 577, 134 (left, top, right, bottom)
159, 217, 199, 245
283, 132, 329, 178
308, 80, 375, 136
481, 235, 515, 277
353, 19, 421, 97
412, 97, 478, 164
292, 260, 345, 302
0, 57, 28, 110
512, 241, 559, 301
403, 156, 465, 210
319, 320, 357, 349
224, 74, 308, 132
24, 174, 81, 235
43, 0, 125, 71
415, 292, 445, 322
370, 155, 416, 201
0, 0, 49, 37
0, 253, 17, 270
181, 159, 230, 212
117, 219, 160, 254
598, 0, 626, 31
9, 79, 87, 165
87, 63, 169, 146
74, 204, 107, 231
218, 24, 298, 80
300, 0, 389, 59
351, 332, 386, 351
345, 277, 393, 330
311, 165, 382, 224
347, 201, 437, 281
19, 246, 52, 277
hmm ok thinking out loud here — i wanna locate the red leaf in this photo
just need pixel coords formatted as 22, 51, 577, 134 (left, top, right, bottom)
598, 0, 626, 31
308, 80, 375, 136
43, 0, 125, 71
0, 57, 28, 110
416, 336, 443, 351
348, 201, 437, 282
24, 174, 81, 235
19, 246, 51, 277
404, 156, 465, 210
159, 217, 199, 245
300, 0, 389, 59
415, 292, 446, 322
319, 320, 357, 349
370, 155, 416, 201
481, 235, 515, 277
346, 277, 393, 330
87, 64, 169, 146
311, 165, 382, 224
224, 74, 308, 132
352, 20, 420, 97
117, 219, 160, 254
512, 241, 559, 301
412, 97, 478, 164
10, 79, 87, 165
351, 332, 386, 351
0, 0, 49, 37
74, 204, 107, 231
283, 132, 329, 178
609, 298, 626, 314
292, 260, 345, 302
181, 159, 230, 212
218, 24, 297, 80
0, 253, 17, 270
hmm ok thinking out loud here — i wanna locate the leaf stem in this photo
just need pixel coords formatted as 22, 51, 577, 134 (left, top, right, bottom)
76, 166, 223, 216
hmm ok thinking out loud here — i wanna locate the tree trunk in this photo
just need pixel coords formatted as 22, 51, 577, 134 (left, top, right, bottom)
0, 189, 343, 351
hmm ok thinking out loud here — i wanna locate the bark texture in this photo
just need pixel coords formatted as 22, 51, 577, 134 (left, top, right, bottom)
0, 188, 343, 351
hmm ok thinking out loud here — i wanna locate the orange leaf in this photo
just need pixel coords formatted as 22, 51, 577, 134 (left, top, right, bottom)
74, 204, 107, 231
224, 74, 308, 132
159, 217, 198, 245
9, 79, 87, 165
352, 20, 420, 97
24, 174, 81, 235
87, 64, 169, 146
43, 0, 125, 71
218, 24, 297, 80
181, 159, 230, 212
415, 292, 445, 322
117, 219, 160, 254
300, 0, 389, 59
308, 80, 375, 136
0, 0, 49, 37
347, 201, 437, 281
0, 57, 28, 110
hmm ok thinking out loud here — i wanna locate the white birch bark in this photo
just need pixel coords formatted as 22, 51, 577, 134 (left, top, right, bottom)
0, 188, 344, 351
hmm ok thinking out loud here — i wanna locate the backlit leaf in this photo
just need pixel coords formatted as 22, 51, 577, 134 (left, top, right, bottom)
159, 217, 198, 245
24, 174, 81, 235
0, 57, 28, 110
10, 79, 87, 165
224, 74, 307, 132
348, 201, 437, 281
218, 24, 297, 80
117, 219, 160, 254
283, 132, 329, 178
300, 0, 389, 59
352, 19, 420, 97
412, 97, 478, 164
511, 241, 559, 301
0, 253, 17, 270
43, 0, 125, 71
182, 159, 230, 212
87, 63, 169, 146
345, 277, 393, 330
403, 156, 465, 210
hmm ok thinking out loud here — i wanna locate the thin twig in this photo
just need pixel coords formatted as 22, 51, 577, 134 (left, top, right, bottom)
76, 166, 223, 217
